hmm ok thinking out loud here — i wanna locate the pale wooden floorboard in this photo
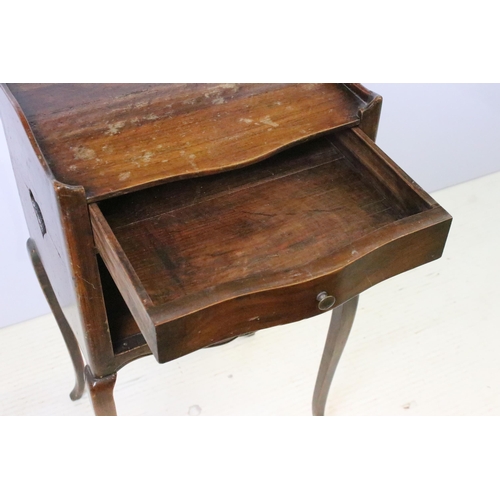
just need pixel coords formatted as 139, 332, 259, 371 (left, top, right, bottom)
1, 171, 499, 416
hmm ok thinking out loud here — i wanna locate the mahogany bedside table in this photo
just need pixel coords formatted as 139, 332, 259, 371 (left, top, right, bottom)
0, 84, 452, 416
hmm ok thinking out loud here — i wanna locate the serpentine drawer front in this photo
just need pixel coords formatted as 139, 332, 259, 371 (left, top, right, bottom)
90, 127, 451, 364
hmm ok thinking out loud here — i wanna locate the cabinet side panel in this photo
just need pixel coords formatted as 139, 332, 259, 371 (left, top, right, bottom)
0, 86, 114, 375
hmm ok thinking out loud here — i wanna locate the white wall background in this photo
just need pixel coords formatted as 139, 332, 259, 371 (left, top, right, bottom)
0, 84, 499, 328
365, 84, 500, 191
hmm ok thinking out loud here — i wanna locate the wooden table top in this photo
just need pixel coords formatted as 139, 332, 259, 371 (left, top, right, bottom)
6, 83, 377, 201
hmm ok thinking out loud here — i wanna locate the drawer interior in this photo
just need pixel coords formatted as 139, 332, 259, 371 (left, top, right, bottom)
97, 255, 146, 355
91, 127, 448, 362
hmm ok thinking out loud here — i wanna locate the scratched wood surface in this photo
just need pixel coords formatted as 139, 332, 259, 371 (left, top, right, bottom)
98, 135, 403, 306
91, 128, 451, 363
0, 85, 115, 376
3, 83, 451, 414
1, 172, 497, 415
7, 84, 374, 202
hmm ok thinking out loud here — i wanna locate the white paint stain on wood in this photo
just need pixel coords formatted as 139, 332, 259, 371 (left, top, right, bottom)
73, 146, 96, 161
260, 116, 280, 128
118, 171, 131, 181
105, 121, 126, 136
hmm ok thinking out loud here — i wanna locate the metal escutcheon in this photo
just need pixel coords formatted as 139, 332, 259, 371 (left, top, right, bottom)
317, 292, 336, 311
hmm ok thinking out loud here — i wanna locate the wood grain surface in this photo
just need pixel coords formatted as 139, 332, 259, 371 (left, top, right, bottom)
3, 83, 453, 415
99, 135, 406, 307
91, 128, 451, 363
0, 167, 494, 415
0, 85, 115, 376
7, 84, 376, 201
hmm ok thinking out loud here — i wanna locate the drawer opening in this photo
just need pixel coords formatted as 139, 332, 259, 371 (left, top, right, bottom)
97, 254, 147, 355
90, 127, 450, 362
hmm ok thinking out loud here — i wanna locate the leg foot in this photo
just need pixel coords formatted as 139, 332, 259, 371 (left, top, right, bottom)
312, 295, 359, 416
70, 374, 86, 401
85, 366, 117, 416
27, 239, 86, 401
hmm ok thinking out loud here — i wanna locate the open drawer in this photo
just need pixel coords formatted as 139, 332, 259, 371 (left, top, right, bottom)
90, 127, 452, 363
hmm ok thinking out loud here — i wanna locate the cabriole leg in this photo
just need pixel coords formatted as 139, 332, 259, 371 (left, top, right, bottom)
85, 366, 117, 416
27, 238, 86, 401
313, 295, 359, 416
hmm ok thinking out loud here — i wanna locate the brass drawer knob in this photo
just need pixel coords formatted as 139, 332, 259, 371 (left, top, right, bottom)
317, 292, 336, 311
